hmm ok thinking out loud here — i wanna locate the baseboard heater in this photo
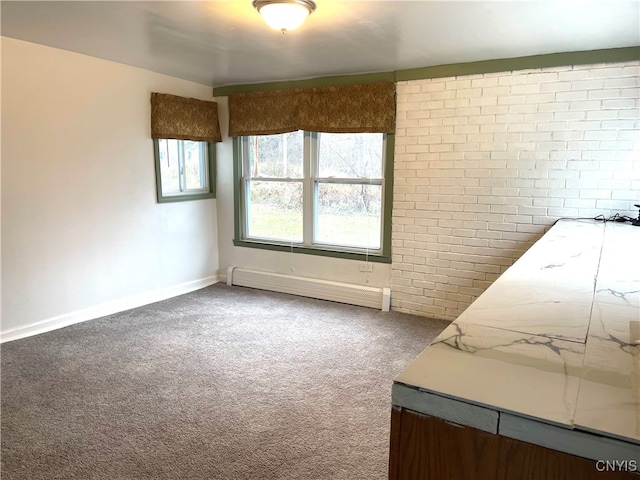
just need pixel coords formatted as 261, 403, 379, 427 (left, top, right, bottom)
227, 267, 391, 312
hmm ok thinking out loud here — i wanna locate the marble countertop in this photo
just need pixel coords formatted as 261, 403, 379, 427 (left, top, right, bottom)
394, 220, 640, 453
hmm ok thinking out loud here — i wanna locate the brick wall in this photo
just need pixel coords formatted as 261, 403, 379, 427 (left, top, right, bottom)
391, 61, 640, 320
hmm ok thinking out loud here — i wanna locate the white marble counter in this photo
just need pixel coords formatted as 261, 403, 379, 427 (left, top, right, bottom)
394, 219, 640, 462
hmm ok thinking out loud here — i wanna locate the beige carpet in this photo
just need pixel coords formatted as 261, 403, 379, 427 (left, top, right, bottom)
1, 283, 449, 480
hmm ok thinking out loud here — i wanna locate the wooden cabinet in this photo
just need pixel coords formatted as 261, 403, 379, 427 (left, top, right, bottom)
389, 407, 639, 480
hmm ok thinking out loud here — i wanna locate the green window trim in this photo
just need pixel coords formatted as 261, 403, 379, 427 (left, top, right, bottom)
153, 139, 217, 203
213, 47, 639, 96
232, 134, 395, 264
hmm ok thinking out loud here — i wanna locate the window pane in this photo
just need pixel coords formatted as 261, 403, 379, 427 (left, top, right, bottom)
315, 183, 382, 249
318, 133, 383, 178
247, 181, 303, 242
159, 139, 180, 193
248, 131, 303, 178
184, 141, 207, 190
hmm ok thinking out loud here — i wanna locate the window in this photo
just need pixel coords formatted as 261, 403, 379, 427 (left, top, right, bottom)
154, 139, 216, 203
234, 131, 393, 262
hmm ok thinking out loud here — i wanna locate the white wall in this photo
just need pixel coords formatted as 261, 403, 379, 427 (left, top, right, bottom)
1, 37, 219, 339
392, 61, 640, 320
214, 96, 393, 289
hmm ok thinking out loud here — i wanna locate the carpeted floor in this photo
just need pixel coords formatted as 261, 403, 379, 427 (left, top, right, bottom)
1, 284, 449, 480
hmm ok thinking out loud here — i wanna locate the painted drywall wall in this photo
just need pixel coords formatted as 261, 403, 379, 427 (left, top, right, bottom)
392, 60, 640, 320
214, 97, 392, 289
1, 37, 219, 339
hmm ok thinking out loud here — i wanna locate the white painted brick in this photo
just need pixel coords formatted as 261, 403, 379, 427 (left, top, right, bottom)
534, 179, 566, 189
507, 123, 536, 133
429, 109, 456, 118
490, 204, 518, 215
498, 95, 527, 105
584, 130, 618, 141
551, 131, 583, 141
538, 102, 570, 113
580, 170, 613, 180
454, 106, 482, 117
472, 76, 500, 88
454, 125, 481, 135
442, 134, 467, 143
603, 98, 637, 110
569, 100, 602, 111
392, 60, 640, 321
620, 87, 640, 98
536, 122, 568, 132
572, 79, 605, 90
573, 208, 602, 218
566, 178, 599, 189
587, 110, 620, 121
528, 72, 559, 83
481, 105, 509, 115
611, 190, 638, 200
589, 67, 626, 78
407, 93, 432, 103
498, 74, 530, 86
405, 144, 432, 154
558, 69, 591, 81
599, 140, 635, 151
406, 110, 432, 120
618, 130, 640, 140
556, 91, 588, 102
482, 86, 511, 97
480, 125, 508, 135
579, 189, 612, 199
442, 116, 470, 126
417, 118, 444, 128
553, 111, 586, 121
508, 104, 538, 114
420, 100, 445, 110
568, 120, 602, 131
549, 188, 579, 198
456, 88, 482, 99
602, 119, 637, 129
563, 198, 597, 209
420, 82, 447, 92
526, 93, 557, 104
568, 140, 600, 150
446, 79, 472, 90
431, 90, 457, 100
540, 81, 572, 93
587, 89, 621, 100
595, 199, 635, 211
517, 206, 547, 216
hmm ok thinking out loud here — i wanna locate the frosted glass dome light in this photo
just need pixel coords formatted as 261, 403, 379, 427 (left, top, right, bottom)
253, 0, 317, 33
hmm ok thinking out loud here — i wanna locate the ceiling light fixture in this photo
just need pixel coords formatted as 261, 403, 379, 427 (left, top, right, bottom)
253, 0, 317, 33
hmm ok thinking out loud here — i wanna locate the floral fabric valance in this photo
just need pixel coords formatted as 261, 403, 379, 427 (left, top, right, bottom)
228, 82, 396, 137
151, 93, 222, 142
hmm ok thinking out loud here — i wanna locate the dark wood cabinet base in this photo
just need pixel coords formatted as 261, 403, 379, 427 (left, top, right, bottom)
389, 406, 639, 480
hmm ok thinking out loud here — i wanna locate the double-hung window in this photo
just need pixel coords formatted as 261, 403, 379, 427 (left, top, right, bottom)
235, 131, 392, 262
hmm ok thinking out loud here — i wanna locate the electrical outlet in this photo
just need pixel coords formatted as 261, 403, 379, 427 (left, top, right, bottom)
359, 263, 373, 272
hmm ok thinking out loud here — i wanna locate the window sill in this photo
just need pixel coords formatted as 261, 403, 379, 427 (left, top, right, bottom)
157, 192, 216, 203
233, 239, 391, 264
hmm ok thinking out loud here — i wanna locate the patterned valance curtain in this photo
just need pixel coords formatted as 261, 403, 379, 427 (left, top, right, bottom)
151, 93, 222, 142
228, 82, 396, 137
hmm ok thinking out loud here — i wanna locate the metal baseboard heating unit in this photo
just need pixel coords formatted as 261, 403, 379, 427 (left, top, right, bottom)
227, 267, 391, 311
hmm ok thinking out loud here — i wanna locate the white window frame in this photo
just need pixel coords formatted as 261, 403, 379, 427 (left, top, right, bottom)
238, 131, 387, 256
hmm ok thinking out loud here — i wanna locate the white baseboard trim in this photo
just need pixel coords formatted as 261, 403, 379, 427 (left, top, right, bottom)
1, 275, 221, 343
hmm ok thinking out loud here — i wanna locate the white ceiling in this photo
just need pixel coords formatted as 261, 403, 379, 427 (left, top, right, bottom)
1, 1, 639, 88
